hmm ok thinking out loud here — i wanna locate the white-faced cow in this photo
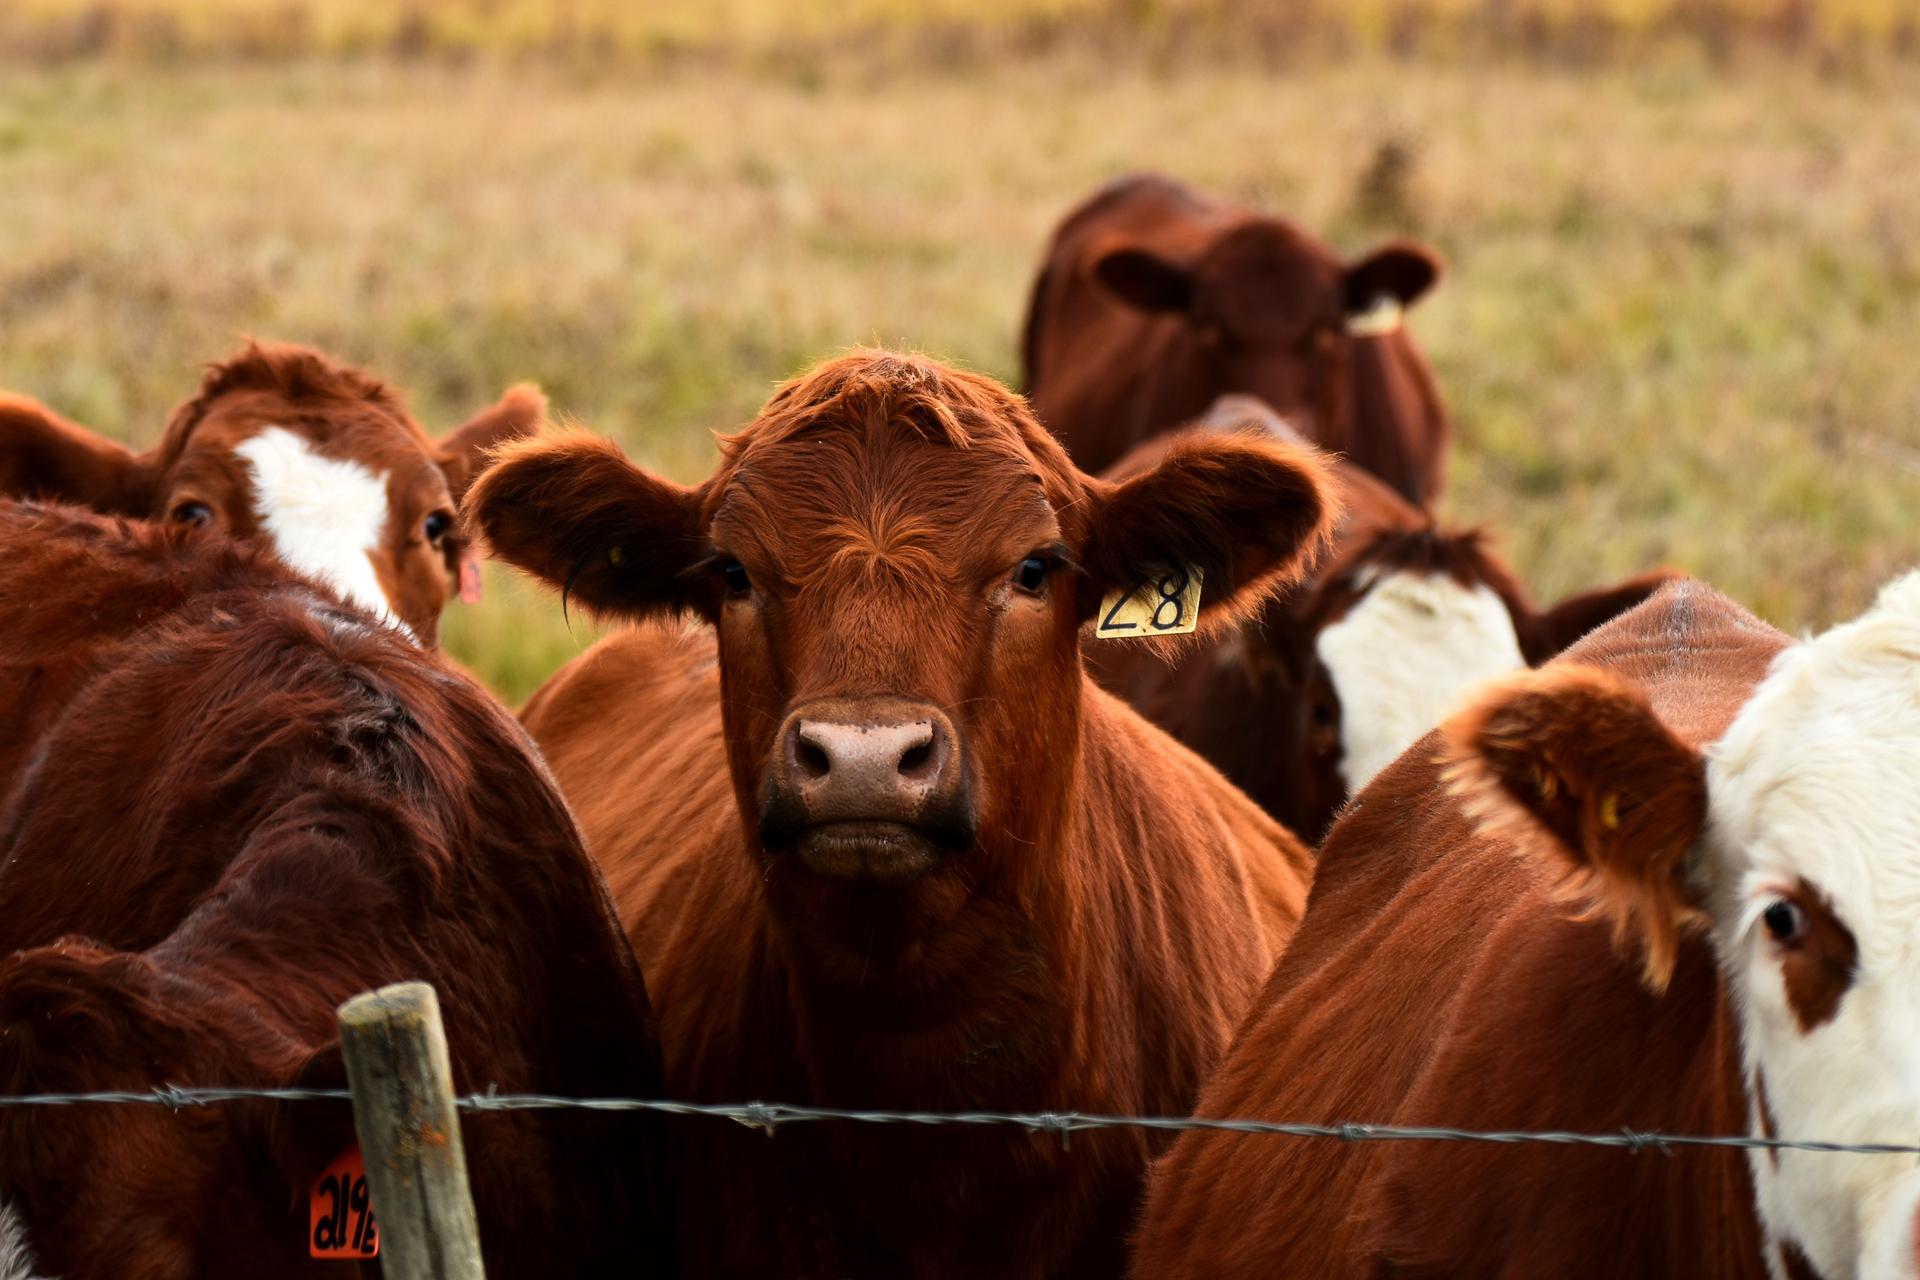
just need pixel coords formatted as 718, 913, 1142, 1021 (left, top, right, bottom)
1134, 574, 1920, 1278
0, 498, 669, 1279
0, 340, 542, 644
1090, 395, 1673, 839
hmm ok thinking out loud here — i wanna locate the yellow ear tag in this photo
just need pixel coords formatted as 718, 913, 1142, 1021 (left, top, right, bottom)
1096, 564, 1203, 639
1345, 294, 1404, 338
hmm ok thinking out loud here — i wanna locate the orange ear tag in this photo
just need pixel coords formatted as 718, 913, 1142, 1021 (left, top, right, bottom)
1095, 564, 1203, 640
310, 1145, 380, 1260
458, 554, 484, 604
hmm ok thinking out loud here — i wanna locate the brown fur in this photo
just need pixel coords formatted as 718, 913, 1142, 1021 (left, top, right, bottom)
1782, 1239, 1825, 1280
0, 499, 668, 1280
471, 349, 1326, 1277
0, 340, 544, 643
1090, 405, 1675, 840
1445, 664, 1712, 990
1775, 881, 1858, 1033
1130, 581, 1788, 1277
1756, 1070, 1781, 1164
1022, 172, 1450, 504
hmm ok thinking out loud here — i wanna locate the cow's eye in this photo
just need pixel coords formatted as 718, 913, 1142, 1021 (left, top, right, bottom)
423, 511, 454, 545
720, 558, 751, 596
1012, 556, 1051, 594
1764, 899, 1810, 945
171, 500, 212, 527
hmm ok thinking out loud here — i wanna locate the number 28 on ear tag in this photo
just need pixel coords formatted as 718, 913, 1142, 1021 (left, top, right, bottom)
1096, 563, 1203, 639
310, 1145, 379, 1260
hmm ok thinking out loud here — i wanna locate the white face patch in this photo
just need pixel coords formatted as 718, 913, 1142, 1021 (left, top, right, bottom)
1316, 570, 1526, 793
1697, 570, 1920, 1280
235, 425, 408, 636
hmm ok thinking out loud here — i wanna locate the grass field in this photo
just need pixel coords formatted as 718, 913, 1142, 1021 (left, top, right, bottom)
3, 33, 1917, 702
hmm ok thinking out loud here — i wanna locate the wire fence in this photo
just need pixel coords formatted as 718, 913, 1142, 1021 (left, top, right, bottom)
2, 1085, 1915, 1158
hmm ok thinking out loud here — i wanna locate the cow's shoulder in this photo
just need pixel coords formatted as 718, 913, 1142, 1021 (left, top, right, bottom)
520, 620, 755, 975
1132, 582, 1785, 1277
1074, 682, 1312, 1009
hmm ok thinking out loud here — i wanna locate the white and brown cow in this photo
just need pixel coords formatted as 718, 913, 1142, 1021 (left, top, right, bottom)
1133, 574, 1920, 1278
0, 340, 542, 644
1091, 395, 1672, 839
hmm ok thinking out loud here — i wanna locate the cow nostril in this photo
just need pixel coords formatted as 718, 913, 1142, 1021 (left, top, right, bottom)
898, 740, 933, 776
796, 735, 831, 779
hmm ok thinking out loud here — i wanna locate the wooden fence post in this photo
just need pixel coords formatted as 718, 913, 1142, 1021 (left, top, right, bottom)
337, 981, 487, 1280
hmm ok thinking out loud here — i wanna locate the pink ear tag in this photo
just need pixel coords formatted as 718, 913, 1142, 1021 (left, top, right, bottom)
459, 554, 484, 604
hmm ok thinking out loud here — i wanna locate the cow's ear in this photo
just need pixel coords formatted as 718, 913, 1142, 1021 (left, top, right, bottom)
1076, 432, 1335, 634
263, 1043, 356, 1176
1443, 665, 1709, 992
0, 394, 156, 513
1093, 246, 1194, 314
1523, 571, 1680, 665
1343, 241, 1443, 313
465, 431, 710, 620
231, 1041, 361, 1239
437, 383, 548, 504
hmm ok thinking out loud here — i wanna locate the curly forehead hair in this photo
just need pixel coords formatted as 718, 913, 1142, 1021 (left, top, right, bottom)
158, 339, 413, 457
716, 349, 1080, 491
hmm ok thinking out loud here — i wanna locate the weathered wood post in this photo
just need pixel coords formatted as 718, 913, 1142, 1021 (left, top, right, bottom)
337, 981, 487, 1280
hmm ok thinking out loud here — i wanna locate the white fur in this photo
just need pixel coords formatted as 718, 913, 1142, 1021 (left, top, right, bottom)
1316, 570, 1526, 792
1698, 570, 1920, 1279
1195, 393, 1298, 441
0, 1200, 46, 1280
236, 425, 407, 636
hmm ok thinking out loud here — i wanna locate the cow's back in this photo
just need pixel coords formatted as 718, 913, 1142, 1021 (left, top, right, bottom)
0, 501, 670, 1279
1131, 582, 1784, 1278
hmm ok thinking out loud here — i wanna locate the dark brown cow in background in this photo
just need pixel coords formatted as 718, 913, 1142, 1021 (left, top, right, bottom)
469, 350, 1330, 1278
0, 340, 542, 645
1023, 172, 1451, 504
1092, 395, 1673, 840
1127, 578, 1867, 1277
0, 500, 668, 1280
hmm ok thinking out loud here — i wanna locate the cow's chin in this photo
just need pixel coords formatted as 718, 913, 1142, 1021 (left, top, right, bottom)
793, 821, 944, 886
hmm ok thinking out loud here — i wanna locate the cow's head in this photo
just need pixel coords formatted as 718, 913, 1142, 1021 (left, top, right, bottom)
471, 351, 1331, 957
1284, 526, 1672, 837
0, 941, 357, 1279
1118, 397, 1672, 840
0, 341, 544, 644
1090, 218, 1442, 444
1447, 572, 1920, 1280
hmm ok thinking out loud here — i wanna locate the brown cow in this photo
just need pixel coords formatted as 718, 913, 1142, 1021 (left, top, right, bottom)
0, 499, 668, 1279
1022, 172, 1450, 504
1092, 395, 1673, 840
1127, 576, 1910, 1277
0, 340, 543, 644
468, 350, 1331, 1277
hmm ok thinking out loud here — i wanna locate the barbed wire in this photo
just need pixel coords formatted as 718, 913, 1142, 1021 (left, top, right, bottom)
0, 1085, 1913, 1157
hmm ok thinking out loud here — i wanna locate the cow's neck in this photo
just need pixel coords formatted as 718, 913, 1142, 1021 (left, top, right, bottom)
769, 719, 1107, 1111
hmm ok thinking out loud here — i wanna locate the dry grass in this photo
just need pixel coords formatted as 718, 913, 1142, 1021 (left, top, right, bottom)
2, 0, 1914, 64
3, 46, 1916, 701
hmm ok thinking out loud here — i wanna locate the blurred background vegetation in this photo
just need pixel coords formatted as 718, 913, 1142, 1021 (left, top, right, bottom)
2, 0, 1916, 701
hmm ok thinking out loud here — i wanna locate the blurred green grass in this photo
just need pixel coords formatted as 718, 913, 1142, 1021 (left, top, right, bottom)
2, 47, 1916, 702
